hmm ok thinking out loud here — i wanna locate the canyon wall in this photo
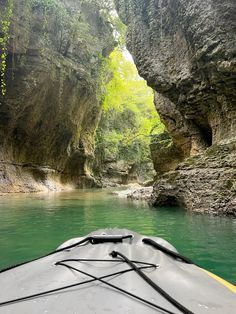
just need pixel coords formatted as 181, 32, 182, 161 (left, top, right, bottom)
115, 0, 236, 215
0, 0, 115, 192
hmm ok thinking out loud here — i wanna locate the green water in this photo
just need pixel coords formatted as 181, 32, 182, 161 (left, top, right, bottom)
0, 189, 235, 284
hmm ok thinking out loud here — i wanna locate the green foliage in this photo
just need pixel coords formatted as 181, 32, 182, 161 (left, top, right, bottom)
96, 48, 165, 166
31, 0, 57, 10
0, 0, 13, 96
0, 0, 117, 95
29, 0, 102, 58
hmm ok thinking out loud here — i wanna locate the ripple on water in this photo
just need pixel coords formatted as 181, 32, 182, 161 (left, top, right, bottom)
0, 189, 235, 284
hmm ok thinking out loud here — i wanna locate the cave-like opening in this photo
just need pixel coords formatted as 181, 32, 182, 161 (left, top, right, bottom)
192, 119, 213, 148
154, 194, 184, 208
203, 126, 213, 147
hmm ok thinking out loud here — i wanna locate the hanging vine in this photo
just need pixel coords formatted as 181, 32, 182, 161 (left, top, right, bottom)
0, 0, 13, 96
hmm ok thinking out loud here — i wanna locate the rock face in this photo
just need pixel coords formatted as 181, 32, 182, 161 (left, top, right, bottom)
150, 131, 184, 176
93, 156, 155, 187
112, 185, 153, 201
150, 142, 236, 216
115, 0, 236, 215
0, 0, 115, 192
94, 159, 139, 187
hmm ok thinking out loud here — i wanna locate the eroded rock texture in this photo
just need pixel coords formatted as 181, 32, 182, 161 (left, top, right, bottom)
0, 0, 115, 192
116, 0, 236, 215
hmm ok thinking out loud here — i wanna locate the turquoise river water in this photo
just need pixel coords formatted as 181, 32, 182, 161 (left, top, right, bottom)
0, 189, 235, 284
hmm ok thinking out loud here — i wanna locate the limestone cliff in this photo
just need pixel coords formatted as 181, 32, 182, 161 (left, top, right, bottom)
115, 0, 236, 215
0, 0, 115, 192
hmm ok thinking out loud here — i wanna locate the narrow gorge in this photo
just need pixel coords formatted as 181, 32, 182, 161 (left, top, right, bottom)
1, 0, 236, 216
1, 0, 236, 292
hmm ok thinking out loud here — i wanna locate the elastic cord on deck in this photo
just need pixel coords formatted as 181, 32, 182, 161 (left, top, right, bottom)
0, 261, 154, 307
0, 234, 133, 274
111, 250, 194, 314
142, 238, 195, 265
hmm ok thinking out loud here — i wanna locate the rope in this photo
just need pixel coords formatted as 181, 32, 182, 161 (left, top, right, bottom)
0, 234, 133, 274
56, 260, 177, 314
0, 237, 91, 274
0, 262, 153, 307
0, 256, 177, 313
55, 258, 157, 267
0, 235, 196, 313
142, 238, 195, 265
111, 251, 194, 314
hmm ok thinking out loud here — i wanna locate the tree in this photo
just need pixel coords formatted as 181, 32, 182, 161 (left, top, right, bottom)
95, 47, 165, 170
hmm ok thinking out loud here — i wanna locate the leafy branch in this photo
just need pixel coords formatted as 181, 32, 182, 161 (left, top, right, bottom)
0, 0, 13, 96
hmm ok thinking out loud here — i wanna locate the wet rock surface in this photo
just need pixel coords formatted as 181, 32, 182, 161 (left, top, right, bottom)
0, 0, 115, 192
127, 186, 153, 201
112, 184, 153, 202
116, 0, 236, 215
150, 131, 185, 175
150, 142, 236, 216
